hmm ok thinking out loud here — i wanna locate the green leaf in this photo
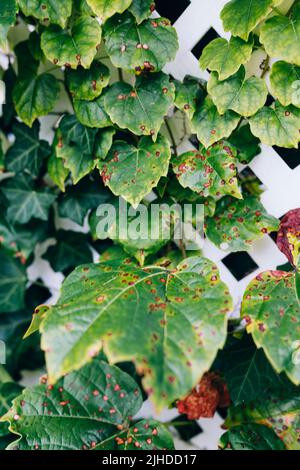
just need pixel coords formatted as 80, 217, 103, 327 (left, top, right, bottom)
14, 40, 39, 81
241, 270, 300, 385
104, 73, 175, 140
191, 97, 240, 148
0, 382, 23, 450
38, 256, 232, 409
59, 114, 97, 150
73, 94, 111, 128
43, 230, 93, 272
208, 67, 268, 117
47, 146, 69, 192
94, 127, 115, 160
174, 75, 205, 120
18, 0, 72, 28
1, 174, 56, 224
249, 101, 300, 148
58, 175, 110, 226
2, 358, 174, 450
5, 121, 51, 177
67, 61, 110, 101
0, 248, 26, 313
103, 12, 178, 72
200, 36, 253, 81
206, 196, 279, 252
172, 142, 242, 199
86, 0, 132, 22
260, 2, 300, 66
129, 0, 154, 23
13, 73, 60, 127
221, 0, 276, 41
276, 209, 300, 267
224, 389, 300, 450
0, 0, 17, 47
219, 424, 286, 450
218, 333, 295, 406
228, 123, 261, 164
98, 135, 171, 208
41, 16, 102, 69
270, 61, 300, 108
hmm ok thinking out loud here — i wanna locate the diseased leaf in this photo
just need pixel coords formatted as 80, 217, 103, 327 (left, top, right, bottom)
98, 135, 171, 208
18, 0, 72, 28
228, 123, 261, 164
67, 61, 110, 101
5, 121, 51, 177
2, 358, 174, 450
43, 230, 93, 272
225, 388, 300, 450
200, 36, 253, 81
221, 0, 276, 41
86, 0, 132, 22
104, 72, 175, 140
73, 94, 111, 128
206, 196, 279, 252
129, 0, 154, 23
173, 142, 242, 199
219, 424, 286, 450
0, 382, 23, 450
208, 67, 268, 117
191, 97, 240, 148
241, 270, 300, 385
0, 248, 26, 313
39, 256, 232, 408
13, 73, 60, 127
103, 12, 178, 72
41, 16, 102, 69
260, 2, 300, 66
277, 209, 300, 267
0, 0, 17, 47
174, 75, 205, 120
270, 61, 300, 108
0, 174, 56, 225
249, 101, 300, 148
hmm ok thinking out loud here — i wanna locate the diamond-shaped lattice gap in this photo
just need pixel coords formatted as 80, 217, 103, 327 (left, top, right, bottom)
222, 252, 259, 281
273, 145, 300, 170
171, 415, 202, 441
156, 0, 191, 24
191, 27, 220, 60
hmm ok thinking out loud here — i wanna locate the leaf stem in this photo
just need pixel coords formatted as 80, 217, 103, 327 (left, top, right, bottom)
260, 55, 270, 79
164, 116, 178, 156
178, 239, 187, 259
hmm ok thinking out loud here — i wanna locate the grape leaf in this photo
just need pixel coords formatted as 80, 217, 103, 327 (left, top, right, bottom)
2, 358, 174, 450
260, 2, 300, 66
270, 61, 300, 108
225, 388, 300, 450
174, 75, 205, 120
208, 67, 268, 117
0, 382, 23, 450
191, 97, 240, 148
18, 0, 72, 28
241, 270, 300, 385
0, 248, 26, 313
1, 174, 56, 225
104, 73, 174, 140
94, 127, 115, 159
43, 230, 93, 272
13, 73, 60, 127
200, 36, 253, 81
228, 123, 261, 164
249, 101, 300, 148
98, 135, 171, 208
47, 149, 69, 192
38, 256, 232, 408
41, 16, 102, 69
103, 12, 178, 72
221, 0, 276, 41
58, 175, 110, 226
73, 94, 111, 128
219, 424, 286, 450
5, 121, 51, 177
0, 0, 17, 47
67, 61, 110, 101
277, 209, 300, 267
206, 196, 279, 252
172, 142, 242, 199
129, 0, 154, 23
86, 0, 132, 22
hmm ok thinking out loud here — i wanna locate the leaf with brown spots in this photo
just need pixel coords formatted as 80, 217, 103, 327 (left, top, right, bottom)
18, 0, 72, 28
219, 424, 286, 450
277, 209, 300, 267
37, 256, 232, 409
241, 270, 300, 385
1, 358, 174, 450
